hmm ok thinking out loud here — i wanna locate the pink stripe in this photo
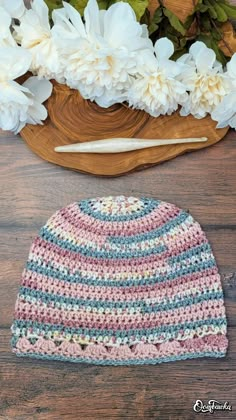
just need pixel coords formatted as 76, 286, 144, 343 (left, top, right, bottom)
22, 270, 222, 302
15, 299, 226, 331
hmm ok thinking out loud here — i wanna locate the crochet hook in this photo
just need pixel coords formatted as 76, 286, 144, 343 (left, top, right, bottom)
54, 137, 208, 154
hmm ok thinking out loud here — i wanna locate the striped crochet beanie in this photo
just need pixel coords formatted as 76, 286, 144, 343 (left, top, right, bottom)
11, 196, 228, 365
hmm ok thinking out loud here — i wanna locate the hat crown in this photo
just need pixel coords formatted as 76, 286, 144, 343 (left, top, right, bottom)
11, 196, 228, 365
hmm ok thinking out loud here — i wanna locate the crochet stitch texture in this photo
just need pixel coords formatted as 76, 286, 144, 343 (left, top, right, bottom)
11, 196, 228, 365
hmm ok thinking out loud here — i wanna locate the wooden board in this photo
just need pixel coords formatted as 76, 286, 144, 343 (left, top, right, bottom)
1, 128, 236, 419
20, 82, 229, 176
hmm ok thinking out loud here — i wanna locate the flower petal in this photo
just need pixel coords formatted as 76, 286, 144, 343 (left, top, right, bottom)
211, 92, 236, 122
190, 41, 216, 72
0, 7, 16, 47
154, 37, 174, 61
103, 2, 151, 50
84, 0, 101, 38
60, 1, 86, 38
189, 40, 205, 57
26, 100, 48, 125
22, 76, 52, 125
22, 76, 53, 103
3, 0, 26, 19
0, 46, 31, 80
0, 80, 30, 104
31, 0, 50, 31
0, 7, 11, 35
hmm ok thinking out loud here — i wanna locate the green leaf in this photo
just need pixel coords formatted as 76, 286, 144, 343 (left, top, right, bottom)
163, 8, 186, 36
153, 6, 163, 23
212, 28, 222, 41
214, 4, 228, 22
201, 15, 212, 30
198, 4, 209, 13
70, 0, 89, 14
148, 23, 157, 35
179, 37, 187, 48
220, 2, 236, 19
98, 0, 110, 9
183, 14, 194, 30
44, 0, 63, 13
207, 6, 217, 19
203, 0, 217, 18
148, 6, 163, 34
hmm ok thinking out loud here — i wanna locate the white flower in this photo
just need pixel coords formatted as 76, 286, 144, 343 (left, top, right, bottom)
0, 46, 52, 133
14, 0, 63, 81
178, 41, 231, 119
0, 7, 16, 47
1, 0, 26, 19
211, 54, 236, 129
53, 0, 153, 107
127, 38, 188, 117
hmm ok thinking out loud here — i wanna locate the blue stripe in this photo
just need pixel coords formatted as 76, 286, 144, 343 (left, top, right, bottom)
19, 286, 224, 313
39, 226, 166, 258
78, 197, 160, 222
12, 317, 227, 339
109, 211, 190, 244
26, 258, 217, 287
13, 350, 226, 365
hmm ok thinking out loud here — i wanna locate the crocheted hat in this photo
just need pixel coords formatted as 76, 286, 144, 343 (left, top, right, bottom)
11, 196, 228, 365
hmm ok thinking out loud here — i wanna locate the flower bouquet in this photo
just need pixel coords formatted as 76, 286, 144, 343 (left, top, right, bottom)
1, 0, 236, 175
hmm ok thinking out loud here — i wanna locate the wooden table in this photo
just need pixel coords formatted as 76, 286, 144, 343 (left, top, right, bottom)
0, 130, 235, 419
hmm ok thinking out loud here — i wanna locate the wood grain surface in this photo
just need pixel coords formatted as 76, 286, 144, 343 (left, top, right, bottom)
20, 83, 229, 176
0, 128, 236, 419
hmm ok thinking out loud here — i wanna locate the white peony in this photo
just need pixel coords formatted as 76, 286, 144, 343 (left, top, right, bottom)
14, 0, 63, 81
52, 0, 153, 107
0, 46, 52, 133
127, 38, 188, 117
178, 41, 231, 119
211, 54, 236, 129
